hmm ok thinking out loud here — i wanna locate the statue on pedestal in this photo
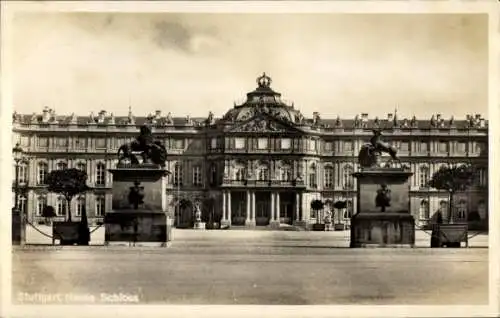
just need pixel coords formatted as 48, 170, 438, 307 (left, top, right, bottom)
194, 203, 202, 223
358, 129, 399, 168
117, 125, 167, 167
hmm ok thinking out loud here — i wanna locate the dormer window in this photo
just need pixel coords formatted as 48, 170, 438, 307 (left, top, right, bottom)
234, 138, 245, 149
257, 138, 268, 150
280, 138, 291, 150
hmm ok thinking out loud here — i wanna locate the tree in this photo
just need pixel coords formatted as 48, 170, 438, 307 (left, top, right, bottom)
46, 168, 89, 222
427, 164, 475, 223
310, 199, 324, 224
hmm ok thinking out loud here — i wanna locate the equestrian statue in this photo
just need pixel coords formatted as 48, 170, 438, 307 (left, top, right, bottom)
117, 125, 167, 167
358, 129, 400, 168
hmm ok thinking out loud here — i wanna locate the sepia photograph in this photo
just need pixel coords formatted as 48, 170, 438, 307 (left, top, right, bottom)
2, 1, 499, 318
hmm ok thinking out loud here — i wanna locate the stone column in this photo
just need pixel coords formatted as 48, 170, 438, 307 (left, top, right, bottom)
246, 191, 256, 227
270, 192, 280, 228
271, 192, 275, 221
301, 193, 307, 221
276, 192, 280, 221
227, 191, 232, 224
252, 191, 256, 220
246, 191, 251, 223
222, 191, 227, 224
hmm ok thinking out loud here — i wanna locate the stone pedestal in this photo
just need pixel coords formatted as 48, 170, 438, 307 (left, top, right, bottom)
269, 220, 281, 229
104, 164, 172, 247
350, 168, 415, 248
193, 222, 206, 230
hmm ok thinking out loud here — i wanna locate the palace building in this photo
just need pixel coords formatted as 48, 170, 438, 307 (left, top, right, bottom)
12, 73, 489, 229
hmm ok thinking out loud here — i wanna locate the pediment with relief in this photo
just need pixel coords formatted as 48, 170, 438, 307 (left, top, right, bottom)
227, 114, 302, 133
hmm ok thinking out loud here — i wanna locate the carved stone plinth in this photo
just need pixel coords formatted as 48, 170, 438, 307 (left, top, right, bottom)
193, 222, 206, 230
350, 168, 415, 248
269, 220, 281, 229
350, 213, 415, 247
105, 164, 172, 246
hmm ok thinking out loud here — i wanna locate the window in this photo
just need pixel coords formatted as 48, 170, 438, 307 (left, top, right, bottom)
456, 200, 467, 220
457, 142, 466, 152
174, 163, 183, 186
258, 166, 269, 181
343, 141, 353, 152
310, 139, 317, 151
18, 195, 27, 215
439, 200, 448, 220
172, 139, 184, 150
76, 162, 87, 173
280, 138, 291, 150
235, 167, 246, 181
95, 138, 106, 149
95, 195, 105, 216
343, 165, 354, 189
310, 207, 317, 220
475, 142, 485, 154
18, 162, 28, 184
477, 200, 486, 220
235, 138, 245, 149
419, 200, 430, 220
57, 196, 67, 217
309, 164, 317, 188
20, 136, 30, 147
324, 166, 334, 189
37, 162, 48, 185
211, 138, 217, 149
57, 137, 67, 147
210, 164, 216, 185
324, 142, 333, 152
75, 137, 87, 149
36, 195, 47, 216
76, 196, 85, 217
419, 142, 428, 152
37, 137, 48, 147
439, 141, 448, 152
193, 166, 202, 186
96, 163, 106, 186
478, 168, 488, 187
257, 138, 268, 150
419, 166, 429, 188
57, 161, 67, 170
280, 166, 292, 181
400, 142, 409, 152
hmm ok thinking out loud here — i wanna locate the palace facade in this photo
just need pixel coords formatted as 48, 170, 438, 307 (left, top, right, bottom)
12, 74, 489, 229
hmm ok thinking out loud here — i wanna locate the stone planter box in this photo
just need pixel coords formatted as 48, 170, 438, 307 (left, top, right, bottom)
311, 223, 326, 231
52, 221, 80, 245
334, 223, 345, 231
431, 224, 468, 248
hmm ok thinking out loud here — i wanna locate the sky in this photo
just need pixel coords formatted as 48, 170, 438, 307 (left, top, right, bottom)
11, 13, 488, 119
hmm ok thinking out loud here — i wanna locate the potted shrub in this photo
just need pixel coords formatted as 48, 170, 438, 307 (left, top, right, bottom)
46, 168, 89, 245
310, 199, 325, 231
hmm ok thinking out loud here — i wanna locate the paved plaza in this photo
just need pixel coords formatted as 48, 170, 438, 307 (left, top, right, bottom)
12, 227, 489, 305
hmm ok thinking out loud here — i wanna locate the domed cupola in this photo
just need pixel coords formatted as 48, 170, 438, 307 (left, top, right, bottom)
223, 73, 304, 124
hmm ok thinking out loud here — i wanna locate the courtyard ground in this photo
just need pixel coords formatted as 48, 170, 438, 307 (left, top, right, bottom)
12, 226, 489, 305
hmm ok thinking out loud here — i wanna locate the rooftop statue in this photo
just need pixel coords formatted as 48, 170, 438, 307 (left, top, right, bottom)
358, 129, 400, 168
117, 125, 167, 167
